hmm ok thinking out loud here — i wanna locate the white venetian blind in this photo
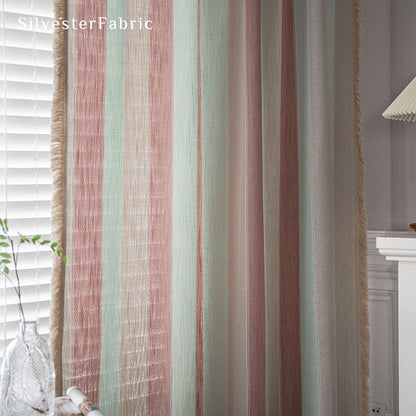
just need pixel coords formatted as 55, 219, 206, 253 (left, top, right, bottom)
0, 0, 54, 356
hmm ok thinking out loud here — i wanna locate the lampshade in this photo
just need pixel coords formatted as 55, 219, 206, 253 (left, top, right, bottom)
383, 76, 416, 122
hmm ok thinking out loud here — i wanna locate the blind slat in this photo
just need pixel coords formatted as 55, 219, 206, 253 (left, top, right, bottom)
0, 301, 51, 322
0, 28, 53, 51
0, 200, 51, 218
0, 169, 52, 184
0, 117, 51, 135
0, 99, 51, 117
0, 216, 50, 231
0, 45, 52, 67
0, 79, 53, 99
4, 0, 54, 18
0, 151, 51, 168
0, 133, 51, 150
0, 11, 54, 32
0, 64, 53, 83
0, 317, 50, 344
0, 185, 51, 201
1, 284, 52, 305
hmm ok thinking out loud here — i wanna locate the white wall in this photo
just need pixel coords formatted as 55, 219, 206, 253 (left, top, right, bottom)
390, 1, 416, 230
362, 0, 392, 230
362, 0, 416, 231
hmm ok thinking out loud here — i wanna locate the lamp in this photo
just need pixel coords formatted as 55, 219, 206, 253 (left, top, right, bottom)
383, 76, 416, 231
383, 76, 416, 121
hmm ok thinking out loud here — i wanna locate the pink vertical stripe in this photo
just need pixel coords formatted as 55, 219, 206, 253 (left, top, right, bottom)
71, 0, 106, 404
246, 0, 266, 415
279, 0, 302, 414
148, 0, 173, 414
196, 0, 204, 414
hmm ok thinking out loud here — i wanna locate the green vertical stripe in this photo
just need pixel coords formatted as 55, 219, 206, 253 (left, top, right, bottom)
99, 1, 125, 414
200, 0, 228, 414
172, 0, 199, 414
326, 0, 335, 133
294, 1, 321, 415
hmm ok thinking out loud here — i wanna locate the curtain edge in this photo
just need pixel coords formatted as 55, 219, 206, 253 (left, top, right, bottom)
50, 0, 68, 397
354, 0, 370, 414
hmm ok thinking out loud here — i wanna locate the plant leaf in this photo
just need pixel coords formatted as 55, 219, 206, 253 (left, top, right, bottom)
0, 253, 11, 258
40, 240, 51, 245
62, 255, 67, 263
0, 235, 7, 240
32, 235, 41, 243
4, 266, 9, 274
51, 242, 57, 249
0, 242, 9, 247
18, 233, 28, 243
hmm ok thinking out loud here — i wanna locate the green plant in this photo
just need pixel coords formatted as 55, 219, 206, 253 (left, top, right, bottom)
0, 217, 66, 327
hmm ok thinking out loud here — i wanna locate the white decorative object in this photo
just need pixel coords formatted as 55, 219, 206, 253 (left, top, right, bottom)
377, 236, 416, 415
0, 320, 55, 416
382, 76, 416, 121
67, 387, 104, 416
54, 396, 81, 416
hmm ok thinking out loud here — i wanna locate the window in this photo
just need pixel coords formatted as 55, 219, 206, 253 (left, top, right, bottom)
0, 0, 54, 355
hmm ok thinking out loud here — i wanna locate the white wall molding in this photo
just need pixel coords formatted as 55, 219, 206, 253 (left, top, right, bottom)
367, 230, 413, 416
368, 231, 399, 292
368, 289, 397, 415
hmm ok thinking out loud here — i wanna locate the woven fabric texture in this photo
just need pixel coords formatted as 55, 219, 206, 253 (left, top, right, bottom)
51, 0, 369, 415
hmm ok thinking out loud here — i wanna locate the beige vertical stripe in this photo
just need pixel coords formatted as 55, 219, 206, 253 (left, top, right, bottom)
50, 0, 67, 397
334, 0, 366, 414
228, 0, 248, 415
119, 1, 150, 415
61, 0, 76, 395
353, 1, 369, 414
261, 0, 281, 414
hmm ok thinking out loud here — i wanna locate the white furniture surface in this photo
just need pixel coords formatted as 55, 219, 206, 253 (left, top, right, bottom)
377, 236, 416, 415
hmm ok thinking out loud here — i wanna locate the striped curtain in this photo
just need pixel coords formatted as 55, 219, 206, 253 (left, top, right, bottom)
50, 0, 368, 415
